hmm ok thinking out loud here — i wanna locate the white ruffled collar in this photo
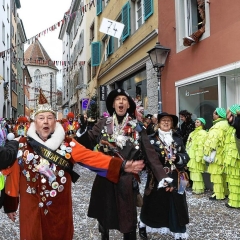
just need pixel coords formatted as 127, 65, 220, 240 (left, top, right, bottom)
158, 128, 173, 147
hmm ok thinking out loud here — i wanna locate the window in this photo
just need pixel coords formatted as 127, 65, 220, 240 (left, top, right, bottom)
2, 0, 5, 10
90, 21, 95, 44
2, 22, 5, 45
7, 4, 9, 22
115, 14, 122, 49
34, 69, 41, 91
78, 66, 84, 87
91, 42, 101, 66
3, 61, 5, 81
175, 0, 209, 51
7, 34, 9, 50
122, 2, 130, 41
144, 0, 154, 21
12, 70, 17, 92
96, 0, 102, 16
87, 60, 92, 82
7, 67, 9, 83
135, 0, 143, 30
178, 77, 218, 130
106, 36, 114, 57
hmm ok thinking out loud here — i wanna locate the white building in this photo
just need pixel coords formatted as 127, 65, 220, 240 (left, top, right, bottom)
0, 0, 11, 117
59, 0, 89, 118
24, 39, 58, 116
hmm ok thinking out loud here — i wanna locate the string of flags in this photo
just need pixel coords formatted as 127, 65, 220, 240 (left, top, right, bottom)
0, 0, 95, 59
11, 80, 62, 96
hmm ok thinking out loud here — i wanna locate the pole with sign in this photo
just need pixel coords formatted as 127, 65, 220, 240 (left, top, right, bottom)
86, 18, 125, 110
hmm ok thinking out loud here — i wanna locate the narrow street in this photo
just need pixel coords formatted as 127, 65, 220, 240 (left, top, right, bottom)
0, 167, 240, 240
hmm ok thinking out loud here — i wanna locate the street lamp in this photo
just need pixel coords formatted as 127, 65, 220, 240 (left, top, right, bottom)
147, 42, 170, 114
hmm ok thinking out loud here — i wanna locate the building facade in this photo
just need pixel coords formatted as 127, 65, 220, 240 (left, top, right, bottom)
16, 14, 27, 116
0, 0, 11, 118
24, 39, 58, 118
93, 0, 158, 116
158, 0, 240, 129
59, 0, 159, 118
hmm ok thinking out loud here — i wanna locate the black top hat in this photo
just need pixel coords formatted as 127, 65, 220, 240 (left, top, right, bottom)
158, 112, 178, 127
106, 88, 136, 116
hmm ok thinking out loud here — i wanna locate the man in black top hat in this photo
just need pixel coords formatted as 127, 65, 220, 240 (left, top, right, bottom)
76, 88, 170, 240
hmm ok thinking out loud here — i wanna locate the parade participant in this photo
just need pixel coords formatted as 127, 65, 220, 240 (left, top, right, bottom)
14, 116, 28, 137
224, 104, 240, 208
203, 107, 229, 200
226, 105, 240, 152
179, 110, 195, 146
0, 134, 20, 209
186, 118, 207, 194
3, 89, 144, 240
139, 112, 190, 240
76, 88, 171, 240
179, 110, 195, 188
143, 114, 152, 129
0, 135, 20, 170
63, 112, 80, 137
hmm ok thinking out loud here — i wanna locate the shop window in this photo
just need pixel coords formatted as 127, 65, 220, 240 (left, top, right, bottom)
178, 77, 218, 130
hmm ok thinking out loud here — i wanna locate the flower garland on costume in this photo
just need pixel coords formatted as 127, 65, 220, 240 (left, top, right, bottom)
104, 113, 140, 149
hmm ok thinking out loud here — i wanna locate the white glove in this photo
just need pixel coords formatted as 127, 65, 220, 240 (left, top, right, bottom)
210, 150, 216, 162
158, 177, 173, 188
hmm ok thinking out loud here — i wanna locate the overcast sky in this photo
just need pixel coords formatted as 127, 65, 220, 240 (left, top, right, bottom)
18, 0, 72, 89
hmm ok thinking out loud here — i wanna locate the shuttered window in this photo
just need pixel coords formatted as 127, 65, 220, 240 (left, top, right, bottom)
91, 42, 101, 66
144, 0, 153, 21
96, 0, 102, 16
122, 2, 130, 41
107, 36, 114, 56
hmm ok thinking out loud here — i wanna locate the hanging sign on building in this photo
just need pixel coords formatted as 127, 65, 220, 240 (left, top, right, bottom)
99, 17, 125, 39
63, 108, 69, 116
82, 98, 89, 110
100, 85, 107, 101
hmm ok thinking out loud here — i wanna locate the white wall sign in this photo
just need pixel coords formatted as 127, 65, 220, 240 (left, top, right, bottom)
63, 108, 69, 116
99, 17, 125, 39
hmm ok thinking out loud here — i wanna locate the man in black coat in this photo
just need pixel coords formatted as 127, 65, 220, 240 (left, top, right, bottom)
0, 135, 20, 208
76, 88, 171, 240
0, 136, 20, 170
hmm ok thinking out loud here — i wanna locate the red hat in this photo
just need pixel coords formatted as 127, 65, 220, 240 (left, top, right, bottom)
17, 116, 27, 123
67, 112, 74, 119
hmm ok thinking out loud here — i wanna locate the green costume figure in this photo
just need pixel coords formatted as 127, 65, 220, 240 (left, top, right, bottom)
186, 118, 207, 194
224, 104, 240, 208
204, 108, 229, 200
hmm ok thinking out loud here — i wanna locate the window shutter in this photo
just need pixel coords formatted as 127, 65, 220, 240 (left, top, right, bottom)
91, 42, 101, 66
144, 0, 153, 21
81, 30, 84, 50
96, 0, 102, 16
122, 2, 130, 41
107, 36, 114, 56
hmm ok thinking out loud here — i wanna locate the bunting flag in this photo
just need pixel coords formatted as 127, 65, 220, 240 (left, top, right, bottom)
0, 0, 95, 58
11, 80, 63, 96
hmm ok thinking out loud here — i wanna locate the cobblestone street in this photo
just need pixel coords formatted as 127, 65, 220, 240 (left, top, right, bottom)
0, 168, 240, 240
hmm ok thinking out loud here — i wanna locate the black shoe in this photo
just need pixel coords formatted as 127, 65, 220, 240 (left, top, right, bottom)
139, 227, 148, 239
123, 230, 137, 240
209, 196, 217, 200
225, 203, 235, 209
